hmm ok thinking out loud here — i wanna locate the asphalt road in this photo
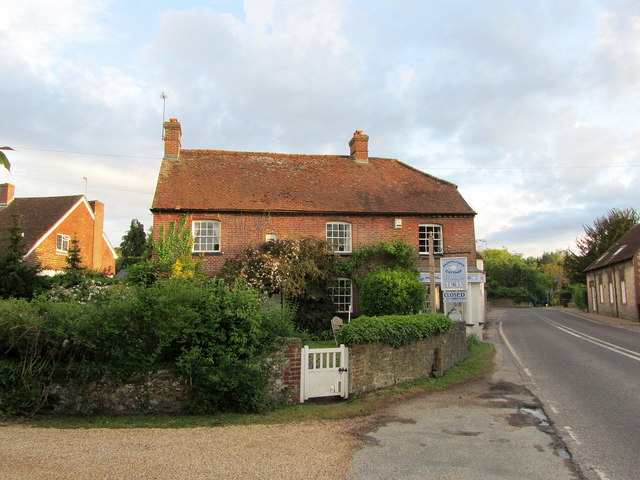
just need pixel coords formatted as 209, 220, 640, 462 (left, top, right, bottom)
499, 308, 640, 480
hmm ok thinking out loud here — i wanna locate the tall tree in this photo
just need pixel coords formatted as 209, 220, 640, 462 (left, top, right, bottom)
120, 219, 147, 258
565, 208, 640, 283
0, 214, 44, 298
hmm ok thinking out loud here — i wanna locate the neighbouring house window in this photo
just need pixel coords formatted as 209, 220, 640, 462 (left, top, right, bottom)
620, 280, 627, 304
419, 224, 443, 255
330, 278, 352, 313
608, 282, 614, 304
599, 283, 604, 303
56, 234, 70, 253
326, 222, 352, 253
265, 233, 277, 242
192, 220, 221, 253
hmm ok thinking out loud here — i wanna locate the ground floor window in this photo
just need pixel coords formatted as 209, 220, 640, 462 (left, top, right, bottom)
330, 278, 352, 313
620, 280, 627, 304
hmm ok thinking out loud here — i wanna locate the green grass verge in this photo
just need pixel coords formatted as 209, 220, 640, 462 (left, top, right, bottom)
2, 340, 494, 429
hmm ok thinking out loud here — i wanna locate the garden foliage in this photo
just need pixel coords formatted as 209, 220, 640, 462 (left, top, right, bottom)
336, 313, 454, 348
0, 278, 295, 417
220, 238, 338, 332
359, 268, 425, 316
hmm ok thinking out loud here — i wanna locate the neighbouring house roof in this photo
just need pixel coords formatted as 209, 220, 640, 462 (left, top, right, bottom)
0, 195, 85, 253
152, 150, 476, 216
584, 224, 640, 272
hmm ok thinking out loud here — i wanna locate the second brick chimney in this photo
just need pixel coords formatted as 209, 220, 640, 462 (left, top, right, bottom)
349, 130, 369, 163
0, 183, 15, 208
163, 118, 182, 158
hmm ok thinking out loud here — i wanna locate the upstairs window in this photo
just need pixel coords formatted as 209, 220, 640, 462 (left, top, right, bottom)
192, 220, 221, 253
326, 222, 352, 253
329, 278, 352, 313
419, 224, 443, 255
56, 234, 70, 253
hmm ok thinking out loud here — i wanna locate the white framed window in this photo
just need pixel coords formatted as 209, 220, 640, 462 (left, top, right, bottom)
329, 278, 352, 313
192, 220, 221, 253
56, 234, 70, 253
419, 224, 443, 255
326, 222, 352, 253
265, 233, 277, 242
620, 280, 627, 304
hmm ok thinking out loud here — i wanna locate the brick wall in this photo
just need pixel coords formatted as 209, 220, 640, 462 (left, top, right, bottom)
152, 211, 477, 275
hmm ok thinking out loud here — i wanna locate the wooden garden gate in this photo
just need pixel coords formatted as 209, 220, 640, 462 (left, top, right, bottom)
300, 345, 349, 402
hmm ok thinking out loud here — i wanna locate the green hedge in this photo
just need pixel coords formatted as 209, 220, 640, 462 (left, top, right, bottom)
0, 278, 296, 417
336, 313, 455, 348
359, 268, 425, 316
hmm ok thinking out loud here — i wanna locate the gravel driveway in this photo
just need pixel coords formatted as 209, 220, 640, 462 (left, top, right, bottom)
0, 420, 364, 479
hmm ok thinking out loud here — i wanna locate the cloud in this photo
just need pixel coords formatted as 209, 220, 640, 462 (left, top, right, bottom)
1, 0, 639, 258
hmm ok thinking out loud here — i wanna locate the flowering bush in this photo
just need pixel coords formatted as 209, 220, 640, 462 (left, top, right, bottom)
220, 238, 338, 332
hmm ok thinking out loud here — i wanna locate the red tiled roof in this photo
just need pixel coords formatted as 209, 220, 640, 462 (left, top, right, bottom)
0, 196, 83, 251
152, 150, 476, 216
585, 224, 640, 271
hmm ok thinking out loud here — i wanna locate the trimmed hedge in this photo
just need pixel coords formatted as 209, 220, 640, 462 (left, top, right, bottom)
336, 313, 455, 348
359, 268, 425, 316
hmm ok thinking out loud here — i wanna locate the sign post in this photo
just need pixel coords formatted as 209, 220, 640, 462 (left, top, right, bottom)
441, 257, 468, 323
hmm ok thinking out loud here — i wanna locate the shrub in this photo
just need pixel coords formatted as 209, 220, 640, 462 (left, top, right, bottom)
360, 268, 425, 316
568, 284, 588, 309
0, 278, 298, 416
336, 313, 454, 348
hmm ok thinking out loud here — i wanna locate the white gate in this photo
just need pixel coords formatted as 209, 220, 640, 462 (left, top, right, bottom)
300, 345, 349, 402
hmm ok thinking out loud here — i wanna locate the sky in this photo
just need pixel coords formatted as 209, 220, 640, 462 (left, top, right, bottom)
1, 0, 639, 258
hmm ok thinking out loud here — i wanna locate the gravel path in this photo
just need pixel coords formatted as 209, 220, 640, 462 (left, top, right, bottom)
0, 420, 363, 479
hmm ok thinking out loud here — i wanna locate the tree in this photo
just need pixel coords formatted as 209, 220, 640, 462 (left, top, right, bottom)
0, 146, 14, 171
0, 214, 44, 298
483, 248, 550, 305
564, 208, 639, 283
65, 237, 83, 270
120, 219, 147, 258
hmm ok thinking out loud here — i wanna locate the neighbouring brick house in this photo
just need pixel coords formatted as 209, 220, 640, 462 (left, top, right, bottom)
151, 119, 486, 328
0, 183, 117, 275
584, 224, 640, 322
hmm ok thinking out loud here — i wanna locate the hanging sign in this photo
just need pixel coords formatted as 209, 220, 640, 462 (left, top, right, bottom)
440, 257, 468, 290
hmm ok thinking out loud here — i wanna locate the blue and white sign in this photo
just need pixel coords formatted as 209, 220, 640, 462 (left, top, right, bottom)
443, 291, 467, 300
440, 257, 468, 290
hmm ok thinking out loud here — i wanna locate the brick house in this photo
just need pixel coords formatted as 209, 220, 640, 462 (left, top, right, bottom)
0, 183, 117, 275
584, 224, 640, 322
151, 119, 486, 328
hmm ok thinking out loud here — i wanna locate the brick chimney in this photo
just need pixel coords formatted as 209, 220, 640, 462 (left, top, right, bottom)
89, 200, 104, 271
163, 118, 182, 158
0, 183, 15, 207
349, 130, 369, 163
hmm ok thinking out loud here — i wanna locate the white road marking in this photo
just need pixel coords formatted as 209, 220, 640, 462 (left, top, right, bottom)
593, 468, 612, 480
536, 313, 640, 363
498, 321, 535, 383
563, 426, 581, 445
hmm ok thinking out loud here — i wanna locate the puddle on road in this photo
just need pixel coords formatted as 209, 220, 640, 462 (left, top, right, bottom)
521, 407, 549, 427
519, 407, 572, 460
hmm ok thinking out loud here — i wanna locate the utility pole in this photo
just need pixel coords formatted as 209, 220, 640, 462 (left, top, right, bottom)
429, 233, 437, 313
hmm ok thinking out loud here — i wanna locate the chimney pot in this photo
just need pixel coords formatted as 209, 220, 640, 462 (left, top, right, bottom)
349, 130, 369, 163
